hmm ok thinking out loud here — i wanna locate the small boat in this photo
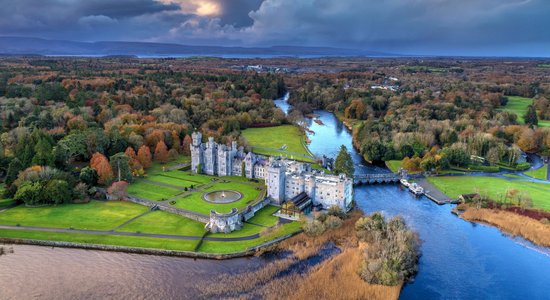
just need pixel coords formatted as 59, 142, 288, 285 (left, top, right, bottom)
400, 178, 410, 187
409, 183, 424, 196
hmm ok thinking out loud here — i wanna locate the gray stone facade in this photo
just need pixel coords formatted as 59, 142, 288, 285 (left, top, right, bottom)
191, 132, 354, 212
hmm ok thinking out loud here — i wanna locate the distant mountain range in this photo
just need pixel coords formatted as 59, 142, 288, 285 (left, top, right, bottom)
0, 36, 395, 57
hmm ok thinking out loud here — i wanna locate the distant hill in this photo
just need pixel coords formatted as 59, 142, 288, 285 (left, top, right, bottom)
0, 36, 394, 57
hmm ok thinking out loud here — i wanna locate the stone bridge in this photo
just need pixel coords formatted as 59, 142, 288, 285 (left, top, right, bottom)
353, 173, 401, 185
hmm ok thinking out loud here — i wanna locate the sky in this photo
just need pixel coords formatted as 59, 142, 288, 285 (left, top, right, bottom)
0, 0, 549, 56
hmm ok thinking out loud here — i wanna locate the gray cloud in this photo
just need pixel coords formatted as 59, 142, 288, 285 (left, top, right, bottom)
0, 0, 548, 56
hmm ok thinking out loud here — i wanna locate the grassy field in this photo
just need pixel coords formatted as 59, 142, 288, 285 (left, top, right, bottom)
241, 125, 314, 162
525, 165, 548, 180
198, 221, 302, 254
386, 160, 402, 173
499, 96, 550, 127
127, 181, 182, 201
428, 176, 550, 211
0, 200, 148, 230
116, 210, 207, 236
0, 228, 200, 251
173, 180, 264, 214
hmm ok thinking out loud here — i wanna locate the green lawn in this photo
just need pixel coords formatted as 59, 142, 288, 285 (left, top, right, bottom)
499, 96, 533, 124
0, 200, 148, 230
147, 155, 191, 173
127, 181, 182, 201
247, 205, 280, 226
428, 176, 550, 211
525, 165, 548, 180
498, 96, 550, 127
386, 160, 403, 173
198, 221, 302, 254
241, 125, 314, 162
116, 210, 207, 236
173, 181, 264, 214
0, 228, 199, 252
0, 199, 15, 209
145, 174, 201, 188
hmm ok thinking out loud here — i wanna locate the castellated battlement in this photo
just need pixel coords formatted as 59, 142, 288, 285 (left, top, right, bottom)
191, 132, 353, 212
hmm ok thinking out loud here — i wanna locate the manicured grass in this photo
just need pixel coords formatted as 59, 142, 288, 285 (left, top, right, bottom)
148, 155, 191, 173
153, 171, 212, 184
116, 210, 207, 236
127, 181, 182, 201
498, 96, 550, 127
0, 199, 15, 209
525, 165, 548, 180
428, 176, 550, 211
241, 125, 314, 161
247, 205, 280, 226
173, 181, 264, 214
500, 96, 533, 124
386, 160, 402, 173
209, 223, 267, 238
0, 229, 199, 252
145, 174, 200, 188
0, 200, 148, 230
198, 221, 302, 254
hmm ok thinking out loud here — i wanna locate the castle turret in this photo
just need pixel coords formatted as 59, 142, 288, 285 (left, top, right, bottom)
267, 160, 286, 205
191, 131, 204, 173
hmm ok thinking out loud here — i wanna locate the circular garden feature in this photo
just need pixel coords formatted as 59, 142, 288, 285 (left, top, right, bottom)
202, 190, 243, 204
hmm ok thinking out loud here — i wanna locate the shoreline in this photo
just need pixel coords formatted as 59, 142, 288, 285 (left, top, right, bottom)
0, 231, 300, 259
456, 204, 550, 248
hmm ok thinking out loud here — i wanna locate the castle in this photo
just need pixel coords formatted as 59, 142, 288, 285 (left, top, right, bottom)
191, 132, 353, 211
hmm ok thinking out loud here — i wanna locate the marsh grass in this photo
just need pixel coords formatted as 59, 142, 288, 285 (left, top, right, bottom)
460, 204, 550, 247
199, 210, 401, 300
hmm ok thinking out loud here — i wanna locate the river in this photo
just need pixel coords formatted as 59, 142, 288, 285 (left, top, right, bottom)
1, 95, 550, 299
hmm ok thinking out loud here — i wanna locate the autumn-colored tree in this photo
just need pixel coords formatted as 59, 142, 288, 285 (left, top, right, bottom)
107, 181, 128, 200
137, 145, 152, 168
124, 146, 142, 170
171, 131, 181, 153
90, 152, 113, 185
182, 134, 192, 156
154, 141, 169, 163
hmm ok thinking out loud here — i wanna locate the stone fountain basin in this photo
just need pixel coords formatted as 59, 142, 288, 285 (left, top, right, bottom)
202, 190, 243, 204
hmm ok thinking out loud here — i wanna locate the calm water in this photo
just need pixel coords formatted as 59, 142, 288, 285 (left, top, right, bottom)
276, 96, 550, 299
1, 96, 549, 299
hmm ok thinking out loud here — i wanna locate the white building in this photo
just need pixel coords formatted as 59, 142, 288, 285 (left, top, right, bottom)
191, 132, 353, 211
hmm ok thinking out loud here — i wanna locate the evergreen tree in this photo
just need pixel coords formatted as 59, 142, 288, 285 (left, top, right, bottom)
5, 158, 23, 187
334, 145, 355, 177
110, 152, 132, 182
32, 137, 54, 166
524, 104, 539, 126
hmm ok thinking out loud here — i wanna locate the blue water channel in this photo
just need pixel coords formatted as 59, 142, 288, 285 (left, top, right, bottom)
275, 94, 550, 300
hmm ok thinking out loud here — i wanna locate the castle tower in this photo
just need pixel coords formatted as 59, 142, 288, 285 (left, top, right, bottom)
267, 161, 286, 205
217, 144, 231, 176
245, 152, 256, 178
204, 137, 218, 175
191, 132, 203, 173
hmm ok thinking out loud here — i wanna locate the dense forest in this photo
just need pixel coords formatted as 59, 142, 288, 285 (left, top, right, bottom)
1, 56, 549, 205
0, 57, 286, 205
286, 59, 550, 173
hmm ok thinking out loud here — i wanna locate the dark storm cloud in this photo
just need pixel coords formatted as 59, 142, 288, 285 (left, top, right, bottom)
216, 0, 264, 27
0, 0, 549, 56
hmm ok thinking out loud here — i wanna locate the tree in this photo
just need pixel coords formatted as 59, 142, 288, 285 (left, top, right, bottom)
5, 158, 23, 187
32, 137, 54, 166
110, 152, 132, 182
90, 152, 113, 185
154, 140, 169, 163
137, 145, 152, 168
334, 145, 354, 177
107, 181, 128, 200
44, 179, 71, 204
524, 104, 538, 127
14, 181, 43, 206
182, 135, 192, 156
79, 166, 98, 186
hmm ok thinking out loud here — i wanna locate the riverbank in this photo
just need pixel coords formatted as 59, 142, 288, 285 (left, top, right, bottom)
198, 209, 403, 300
457, 204, 550, 248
